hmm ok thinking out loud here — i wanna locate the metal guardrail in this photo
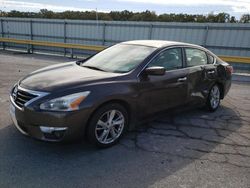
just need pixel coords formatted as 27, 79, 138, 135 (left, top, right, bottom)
0, 37, 105, 51
1, 18, 250, 57
219, 56, 250, 64
0, 37, 249, 64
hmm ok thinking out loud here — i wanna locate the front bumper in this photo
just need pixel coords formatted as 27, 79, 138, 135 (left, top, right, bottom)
9, 98, 91, 142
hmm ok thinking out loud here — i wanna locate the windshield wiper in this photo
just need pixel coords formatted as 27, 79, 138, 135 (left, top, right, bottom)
82, 65, 106, 72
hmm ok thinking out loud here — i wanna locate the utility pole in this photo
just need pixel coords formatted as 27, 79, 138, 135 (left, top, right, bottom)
96, 8, 99, 26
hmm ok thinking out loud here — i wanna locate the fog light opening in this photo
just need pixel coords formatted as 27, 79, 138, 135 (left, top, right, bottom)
53, 130, 65, 138
40, 126, 67, 140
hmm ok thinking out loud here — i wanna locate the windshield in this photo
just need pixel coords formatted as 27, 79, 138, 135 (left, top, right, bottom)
81, 44, 156, 73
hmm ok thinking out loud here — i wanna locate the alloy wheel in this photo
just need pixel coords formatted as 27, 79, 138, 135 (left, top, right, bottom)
210, 85, 220, 109
95, 109, 125, 144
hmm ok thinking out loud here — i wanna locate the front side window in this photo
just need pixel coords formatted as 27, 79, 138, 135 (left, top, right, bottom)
82, 44, 156, 73
148, 48, 183, 70
185, 48, 208, 67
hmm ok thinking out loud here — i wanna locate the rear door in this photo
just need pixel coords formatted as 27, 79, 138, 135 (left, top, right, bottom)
205, 52, 217, 81
184, 48, 217, 103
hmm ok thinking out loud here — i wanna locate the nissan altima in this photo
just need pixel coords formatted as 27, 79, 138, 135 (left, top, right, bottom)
10, 40, 232, 147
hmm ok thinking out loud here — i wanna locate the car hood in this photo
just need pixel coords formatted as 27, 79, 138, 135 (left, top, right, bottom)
19, 62, 120, 92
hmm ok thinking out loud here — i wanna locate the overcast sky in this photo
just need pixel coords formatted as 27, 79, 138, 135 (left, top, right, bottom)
0, 0, 250, 18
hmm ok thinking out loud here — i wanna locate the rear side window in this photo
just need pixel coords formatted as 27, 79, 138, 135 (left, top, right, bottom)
148, 48, 183, 70
185, 48, 207, 67
207, 54, 214, 64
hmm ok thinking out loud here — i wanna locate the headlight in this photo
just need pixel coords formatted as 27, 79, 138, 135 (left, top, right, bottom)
40, 91, 90, 111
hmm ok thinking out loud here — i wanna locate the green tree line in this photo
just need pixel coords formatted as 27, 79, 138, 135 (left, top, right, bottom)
0, 9, 250, 23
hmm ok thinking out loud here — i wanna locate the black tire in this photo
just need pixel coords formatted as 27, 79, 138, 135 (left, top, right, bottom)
206, 84, 221, 112
87, 103, 128, 148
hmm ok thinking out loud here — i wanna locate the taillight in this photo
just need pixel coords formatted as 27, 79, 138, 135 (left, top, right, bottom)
226, 66, 233, 74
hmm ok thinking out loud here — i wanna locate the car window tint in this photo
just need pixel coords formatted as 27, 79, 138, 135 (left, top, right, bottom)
207, 54, 214, 64
148, 48, 183, 70
185, 48, 208, 67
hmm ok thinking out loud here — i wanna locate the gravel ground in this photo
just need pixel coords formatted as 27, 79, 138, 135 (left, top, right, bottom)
0, 51, 249, 188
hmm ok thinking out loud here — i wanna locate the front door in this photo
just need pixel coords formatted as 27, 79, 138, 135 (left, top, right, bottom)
138, 47, 188, 117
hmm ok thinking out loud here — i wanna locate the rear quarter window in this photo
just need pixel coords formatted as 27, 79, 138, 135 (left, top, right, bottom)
207, 54, 215, 64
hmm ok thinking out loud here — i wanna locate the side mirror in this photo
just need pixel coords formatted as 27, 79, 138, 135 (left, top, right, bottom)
145, 66, 166, 76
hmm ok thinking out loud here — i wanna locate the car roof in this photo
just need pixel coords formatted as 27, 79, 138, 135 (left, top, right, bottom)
122, 40, 204, 49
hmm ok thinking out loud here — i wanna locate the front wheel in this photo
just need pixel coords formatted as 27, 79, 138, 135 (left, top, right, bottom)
206, 84, 221, 112
87, 103, 128, 148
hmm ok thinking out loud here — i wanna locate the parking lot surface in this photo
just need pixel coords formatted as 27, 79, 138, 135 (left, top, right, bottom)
0, 51, 249, 188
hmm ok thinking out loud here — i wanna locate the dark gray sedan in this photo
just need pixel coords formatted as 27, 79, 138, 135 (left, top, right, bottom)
10, 40, 232, 147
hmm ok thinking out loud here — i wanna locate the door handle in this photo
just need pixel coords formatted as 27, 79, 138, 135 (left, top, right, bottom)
207, 70, 215, 74
177, 77, 187, 82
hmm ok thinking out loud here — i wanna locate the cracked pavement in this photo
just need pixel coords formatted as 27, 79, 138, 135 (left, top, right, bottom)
0, 51, 249, 188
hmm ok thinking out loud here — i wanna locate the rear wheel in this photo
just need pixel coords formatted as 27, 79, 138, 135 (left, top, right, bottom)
87, 103, 128, 148
206, 84, 221, 112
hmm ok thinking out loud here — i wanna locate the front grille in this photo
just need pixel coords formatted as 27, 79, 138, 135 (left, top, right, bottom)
12, 87, 38, 108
